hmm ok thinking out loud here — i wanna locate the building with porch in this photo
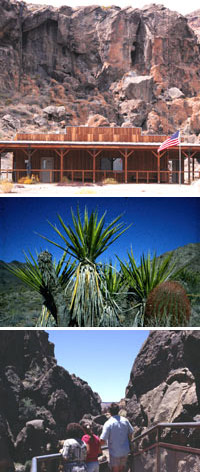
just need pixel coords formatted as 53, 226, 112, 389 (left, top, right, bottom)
0, 127, 199, 184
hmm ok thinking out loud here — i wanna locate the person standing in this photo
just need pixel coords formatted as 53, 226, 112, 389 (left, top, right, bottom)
100, 403, 134, 472
61, 423, 88, 472
81, 421, 101, 472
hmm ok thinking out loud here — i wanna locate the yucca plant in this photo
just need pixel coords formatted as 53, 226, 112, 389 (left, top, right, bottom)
118, 249, 184, 326
98, 262, 129, 326
39, 206, 130, 326
6, 250, 75, 326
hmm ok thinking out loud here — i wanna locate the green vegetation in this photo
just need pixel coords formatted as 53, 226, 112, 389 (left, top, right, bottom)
0, 207, 199, 327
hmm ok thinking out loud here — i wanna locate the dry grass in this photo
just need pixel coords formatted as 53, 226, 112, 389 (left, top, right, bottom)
75, 188, 97, 194
0, 180, 13, 193
18, 175, 39, 184
101, 177, 118, 185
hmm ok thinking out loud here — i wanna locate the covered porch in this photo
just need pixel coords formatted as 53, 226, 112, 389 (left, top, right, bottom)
0, 127, 199, 184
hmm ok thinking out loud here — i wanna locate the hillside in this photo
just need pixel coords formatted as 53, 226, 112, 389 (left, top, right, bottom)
0, 242, 199, 326
0, 261, 43, 326
1, 1, 200, 143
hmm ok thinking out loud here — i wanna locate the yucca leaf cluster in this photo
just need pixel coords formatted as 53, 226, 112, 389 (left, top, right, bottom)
41, 207, 129, 263
38, 207, 130, 326
118, 250, 186, 326
7, 250, 75, 327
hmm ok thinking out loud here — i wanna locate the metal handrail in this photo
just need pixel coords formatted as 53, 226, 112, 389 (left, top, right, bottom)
31, 446, 108, 472
31, 453, 61, 472
31, 423, 200, 472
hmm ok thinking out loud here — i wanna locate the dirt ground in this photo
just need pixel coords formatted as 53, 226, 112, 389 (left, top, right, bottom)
0, 181, 200, 197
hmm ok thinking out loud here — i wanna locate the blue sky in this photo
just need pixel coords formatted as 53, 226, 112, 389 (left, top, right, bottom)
46, 329, 149, 401
0, 197, 199, 264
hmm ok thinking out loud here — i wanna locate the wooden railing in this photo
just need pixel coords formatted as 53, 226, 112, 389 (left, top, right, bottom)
0, 169, 199, 184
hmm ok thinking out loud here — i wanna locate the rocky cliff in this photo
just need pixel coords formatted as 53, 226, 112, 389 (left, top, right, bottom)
0, 331, 101, 469
1, 1, 200, 140
125, 330, 200, 438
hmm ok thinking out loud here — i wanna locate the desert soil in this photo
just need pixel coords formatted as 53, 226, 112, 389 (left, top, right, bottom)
0, 181, 200, 197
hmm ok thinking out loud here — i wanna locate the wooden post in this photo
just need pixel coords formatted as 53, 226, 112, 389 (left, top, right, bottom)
192, 157, 195, 181
188, 152, 191, 184
93, 150, 96, 183
125, 149, 128, 183
60, 150, 64, 182
157, 154, 160, 184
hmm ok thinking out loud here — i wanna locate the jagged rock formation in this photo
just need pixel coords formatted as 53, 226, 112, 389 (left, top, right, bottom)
1, 1, 200, 141
0, 331, 101, 469
187, 10, 200, 42
125, 331, 200, 437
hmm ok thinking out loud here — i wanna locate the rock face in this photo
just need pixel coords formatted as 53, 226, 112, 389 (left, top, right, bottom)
125, 331, 200, 437
187, 10, 200, 42
1, 1, 200, 140
0, 331, 101, 468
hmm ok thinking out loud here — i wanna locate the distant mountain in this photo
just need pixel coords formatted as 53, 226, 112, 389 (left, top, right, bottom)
158, 243, 200, 274
0, 242, 199, 326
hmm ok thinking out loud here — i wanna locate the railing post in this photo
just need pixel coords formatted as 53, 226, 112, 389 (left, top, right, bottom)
31, 457, 37, 472
60, 149, 64, 182
188, 153, 191, 184
157, 154, 160, 184
125, 149, 128, 184
93, 150, 96, 183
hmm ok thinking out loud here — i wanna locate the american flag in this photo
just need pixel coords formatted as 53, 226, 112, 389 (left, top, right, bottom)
158, 130, 180, 153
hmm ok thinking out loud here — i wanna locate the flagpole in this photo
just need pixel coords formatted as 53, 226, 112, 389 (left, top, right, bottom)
179, 131, 181, 185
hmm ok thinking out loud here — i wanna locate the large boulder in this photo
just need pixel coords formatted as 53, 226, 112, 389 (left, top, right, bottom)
0, 331, 101, 467
125, 331, 200, 435
120, 73, 153, 102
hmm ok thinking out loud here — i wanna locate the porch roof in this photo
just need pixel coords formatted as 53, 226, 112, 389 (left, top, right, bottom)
0, 140, 200, 151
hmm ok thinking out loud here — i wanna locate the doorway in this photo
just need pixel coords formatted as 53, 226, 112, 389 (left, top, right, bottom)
40, 157, 54, 183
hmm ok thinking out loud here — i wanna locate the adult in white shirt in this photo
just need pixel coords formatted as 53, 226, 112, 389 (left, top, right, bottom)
100, 403, 134, 472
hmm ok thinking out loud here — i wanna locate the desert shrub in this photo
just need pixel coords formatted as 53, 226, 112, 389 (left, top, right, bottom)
18, 175, 39, 184
101, 177, 118, 185
57, 176, 71, 186
0, 180, 13, 193
19, 398, 37, 421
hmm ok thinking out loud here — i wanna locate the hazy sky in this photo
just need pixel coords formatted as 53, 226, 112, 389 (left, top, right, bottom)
20, 0, 198, 15
46, 329, 149, 401
0, 197, 199, 264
